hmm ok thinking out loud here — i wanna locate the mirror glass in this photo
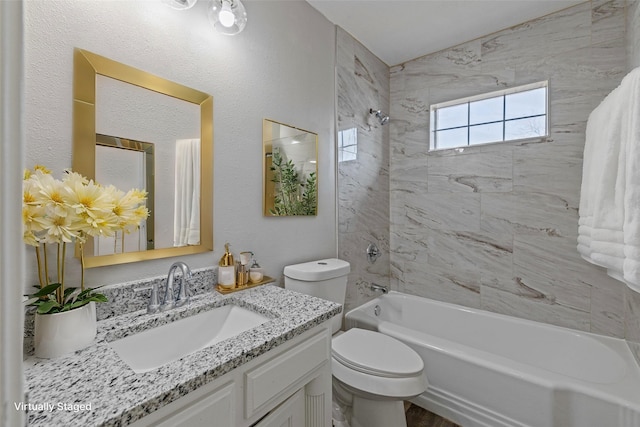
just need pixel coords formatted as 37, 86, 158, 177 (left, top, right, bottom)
95, 134, 155, 255
73, 49, 213, 268
263, 119, 318, 216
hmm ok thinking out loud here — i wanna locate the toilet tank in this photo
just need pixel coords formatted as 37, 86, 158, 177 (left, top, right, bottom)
284, 259, 350, 334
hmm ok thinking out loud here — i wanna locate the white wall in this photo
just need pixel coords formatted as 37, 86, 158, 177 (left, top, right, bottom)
23, 0, 337, 289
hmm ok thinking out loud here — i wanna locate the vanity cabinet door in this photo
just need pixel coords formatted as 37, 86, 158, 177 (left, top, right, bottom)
253, 389, 305, 427
152, 382, 235, 427
244, 331, 329, 418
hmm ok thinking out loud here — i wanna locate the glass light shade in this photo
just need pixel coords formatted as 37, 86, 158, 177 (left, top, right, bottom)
209, 0, 247, 35
163, 0, 198, 10
218, 2, 235, 27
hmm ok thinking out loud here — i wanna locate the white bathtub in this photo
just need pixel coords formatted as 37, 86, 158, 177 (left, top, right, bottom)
345, 291, 640, 427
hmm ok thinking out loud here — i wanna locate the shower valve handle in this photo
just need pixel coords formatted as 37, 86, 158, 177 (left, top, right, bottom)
366, 243, 381, 264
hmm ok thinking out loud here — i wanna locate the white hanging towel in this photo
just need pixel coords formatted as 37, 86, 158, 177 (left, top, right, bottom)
578, 67, 640, 292
174, 139, 201, 247
622, 70, 640, 288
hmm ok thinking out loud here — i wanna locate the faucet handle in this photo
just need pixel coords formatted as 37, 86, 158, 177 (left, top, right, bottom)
370, 282, 389, 294
147, 283, 160, 314
175, 278, 191, 307
175, 269, 193, 308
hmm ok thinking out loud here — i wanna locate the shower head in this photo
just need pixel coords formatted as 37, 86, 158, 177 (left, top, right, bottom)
369, 108, 390, 125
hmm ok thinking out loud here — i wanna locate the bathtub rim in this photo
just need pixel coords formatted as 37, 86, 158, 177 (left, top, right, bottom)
345, 291, 640, 415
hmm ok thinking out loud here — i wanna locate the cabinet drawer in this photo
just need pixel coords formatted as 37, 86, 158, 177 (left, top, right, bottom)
245, 330, 329, 418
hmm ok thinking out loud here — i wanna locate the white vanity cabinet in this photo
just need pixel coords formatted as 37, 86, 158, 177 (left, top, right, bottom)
130, 324, 332, 427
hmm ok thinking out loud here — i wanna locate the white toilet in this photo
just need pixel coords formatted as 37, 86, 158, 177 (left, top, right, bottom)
284, 258, 427, 427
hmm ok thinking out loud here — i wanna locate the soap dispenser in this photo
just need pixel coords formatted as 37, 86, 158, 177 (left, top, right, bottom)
218, 243, 236, 289
249, 258, 264, 284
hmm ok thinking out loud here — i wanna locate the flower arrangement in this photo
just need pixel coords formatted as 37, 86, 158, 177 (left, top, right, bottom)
23, 165, 149, 314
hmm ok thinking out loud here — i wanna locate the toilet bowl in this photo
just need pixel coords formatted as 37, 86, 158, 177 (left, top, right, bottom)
284, 259, 427, 427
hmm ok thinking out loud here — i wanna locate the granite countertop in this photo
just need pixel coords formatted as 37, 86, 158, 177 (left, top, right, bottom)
23, 285, 341, 427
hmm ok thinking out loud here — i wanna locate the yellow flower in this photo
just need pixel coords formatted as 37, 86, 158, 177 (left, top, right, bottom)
22, 204, 47, 233
62, 170, 88, 187
66, 177, 113, 225
40, 213, 76, 243
102, 186, 148, 232
23, 166, 148, 248
23, 176, 39, 206
23, 230, 39, 247
33, 165, 51, 174
122, 205, 149, 233
32, 171, 73, 218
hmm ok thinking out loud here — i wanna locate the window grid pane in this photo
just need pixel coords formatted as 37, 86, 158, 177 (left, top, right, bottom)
505, 87, 546, 120
436, 103, 468, 129
429, 81, 547, 150
470, 96, 504, 125
469, 122, 504, 145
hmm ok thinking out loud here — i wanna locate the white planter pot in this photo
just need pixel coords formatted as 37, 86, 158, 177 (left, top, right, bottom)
34, 301, 97, 359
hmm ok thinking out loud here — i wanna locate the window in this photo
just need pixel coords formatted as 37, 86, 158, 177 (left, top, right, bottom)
429, 81, 548, 151
338, 127, 358, 162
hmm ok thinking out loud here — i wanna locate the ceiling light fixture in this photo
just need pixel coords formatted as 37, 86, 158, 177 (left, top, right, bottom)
163, 0, 247, 36
209, 0, 247, 35
163, 0, 198, 11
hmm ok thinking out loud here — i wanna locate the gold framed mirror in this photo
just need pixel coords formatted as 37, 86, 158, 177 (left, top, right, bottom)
263, 119, 318, 216
73, 48, 213, 267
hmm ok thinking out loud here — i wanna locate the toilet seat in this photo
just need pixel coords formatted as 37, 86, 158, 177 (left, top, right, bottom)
332, 328, 423, 378
331, 328, 427, 400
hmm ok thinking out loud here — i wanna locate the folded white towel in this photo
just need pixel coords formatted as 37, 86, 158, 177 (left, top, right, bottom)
622, 69, 640, 290
578, 67, 640, 292
578, 76, 626, 264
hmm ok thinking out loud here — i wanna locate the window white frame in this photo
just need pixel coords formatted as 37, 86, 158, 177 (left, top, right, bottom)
429, 81, 549, 151
338, 127, 357, 162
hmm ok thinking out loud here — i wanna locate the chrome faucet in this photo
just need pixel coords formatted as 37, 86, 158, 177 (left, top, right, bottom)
370, 283, 389, 294
158, 262, 193, 312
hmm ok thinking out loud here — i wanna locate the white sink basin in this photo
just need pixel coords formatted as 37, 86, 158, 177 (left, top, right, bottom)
108, 304, 270, 373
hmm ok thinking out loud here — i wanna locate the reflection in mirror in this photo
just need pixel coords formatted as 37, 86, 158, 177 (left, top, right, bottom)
263, 119, 318, 216
94, 134, 155, 255
73, 48, 213, 268
95, 75, 200, 252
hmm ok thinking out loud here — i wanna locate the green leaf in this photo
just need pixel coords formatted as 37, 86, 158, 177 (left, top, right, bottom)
36, 300, 61, 314
63, 287, 79, 297
97, 295, 108, 302
27, 283, 61, 298
65, 300, 90, 311
86, 293, 108, 303
77, 288, 95, 298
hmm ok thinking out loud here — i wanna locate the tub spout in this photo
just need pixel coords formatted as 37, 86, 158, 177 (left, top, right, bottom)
370, 283, 388, 294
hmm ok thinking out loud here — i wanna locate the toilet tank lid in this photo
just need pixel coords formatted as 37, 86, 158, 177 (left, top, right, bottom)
284, 258, 350, 281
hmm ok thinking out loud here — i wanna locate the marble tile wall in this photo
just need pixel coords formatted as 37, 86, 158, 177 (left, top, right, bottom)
389, 0, 629, 337
628, 0, 640, 68
336, 27, 390, 313
626, 0, 640, 363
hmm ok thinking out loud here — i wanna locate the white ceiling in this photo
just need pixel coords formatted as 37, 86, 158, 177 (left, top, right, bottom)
306, 0, 585, 66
